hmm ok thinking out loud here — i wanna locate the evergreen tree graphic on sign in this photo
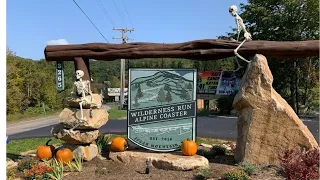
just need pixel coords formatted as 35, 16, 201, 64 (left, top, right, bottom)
165, 91, 173, 103
157, 88, 166, 104
180, 88, 191, 100
136, 84, 143, 98
133, 95, 140, 107
164, 84, 171, 91
186, 82, 193, 89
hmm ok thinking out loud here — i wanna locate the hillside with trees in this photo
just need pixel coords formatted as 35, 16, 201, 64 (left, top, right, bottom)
6, 0, 319, 120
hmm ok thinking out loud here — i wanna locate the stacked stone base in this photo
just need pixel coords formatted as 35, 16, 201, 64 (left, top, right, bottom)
51, 94, 108, 161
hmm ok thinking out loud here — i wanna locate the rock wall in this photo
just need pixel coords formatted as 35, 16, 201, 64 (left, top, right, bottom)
233, 54, 318, 165
51, 93, 108, 161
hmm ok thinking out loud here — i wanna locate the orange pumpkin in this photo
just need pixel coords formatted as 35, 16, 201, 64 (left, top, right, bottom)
36, 139, 55, 160
181, 139, 197, 156
55, 148, 73, 165
110, 137, 128, 152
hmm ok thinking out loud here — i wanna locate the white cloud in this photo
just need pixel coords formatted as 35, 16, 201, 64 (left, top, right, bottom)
46, 39, 69, 45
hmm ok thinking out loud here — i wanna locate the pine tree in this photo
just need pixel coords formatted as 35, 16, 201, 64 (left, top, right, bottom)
180, 88, 191, 100
164, 84, 171, 92
157, 88, 166, 104
136, 84, 143, 98
146, 80, 152, 87
186, 82, 193, 89
165, 91, 173, 103
133, 95, 140, 107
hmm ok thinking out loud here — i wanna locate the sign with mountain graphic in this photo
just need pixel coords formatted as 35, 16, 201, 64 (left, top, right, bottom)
127, 68, 197, 152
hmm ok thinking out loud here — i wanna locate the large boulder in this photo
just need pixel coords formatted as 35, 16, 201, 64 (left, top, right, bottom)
59, 107, 109, 129
109, 150, 209, 171
65, 94, 103, 109
233, 54, 318, 165
51, 125, 99, 144
61, 143, 98, 161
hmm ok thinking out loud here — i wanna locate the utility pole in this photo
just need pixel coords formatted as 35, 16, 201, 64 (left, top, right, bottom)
113, 27, 134, 109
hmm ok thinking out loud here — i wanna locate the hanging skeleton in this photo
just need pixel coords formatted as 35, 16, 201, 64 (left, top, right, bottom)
71, 70, 95, 120
229, 5, 252, 71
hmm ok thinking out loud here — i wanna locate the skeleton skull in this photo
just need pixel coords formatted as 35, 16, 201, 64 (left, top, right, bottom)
229, 5, 237, 16
76, 70, 84, 79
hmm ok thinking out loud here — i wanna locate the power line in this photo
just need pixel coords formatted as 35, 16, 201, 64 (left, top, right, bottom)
95, 0, 115, 27
121, 0, 134, 27
112, 0, 127, 28
72, 0, 109, 43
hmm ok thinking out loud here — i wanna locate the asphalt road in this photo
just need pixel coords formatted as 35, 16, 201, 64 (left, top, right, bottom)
7, 115, 319, 143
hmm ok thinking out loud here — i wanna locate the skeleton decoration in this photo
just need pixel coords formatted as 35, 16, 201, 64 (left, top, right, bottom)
229, 5, 252, 67
71, 70, 95, 120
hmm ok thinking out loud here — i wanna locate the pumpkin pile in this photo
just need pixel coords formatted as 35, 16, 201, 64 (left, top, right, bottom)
36, 139, 73, 164
55, 148, 73, 165
36, 139, 55, 160
181, 139, 197, 156
110, 137, 128, 152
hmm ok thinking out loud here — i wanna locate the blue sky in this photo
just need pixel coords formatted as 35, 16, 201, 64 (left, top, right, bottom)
7, 0, 247, 60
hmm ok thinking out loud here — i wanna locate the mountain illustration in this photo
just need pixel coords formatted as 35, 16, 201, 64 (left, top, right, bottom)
131, 71, 193, 85
130, 70, 194, 109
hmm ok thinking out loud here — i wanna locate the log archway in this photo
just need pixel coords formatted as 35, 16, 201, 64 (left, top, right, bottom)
44, 39, 319, 78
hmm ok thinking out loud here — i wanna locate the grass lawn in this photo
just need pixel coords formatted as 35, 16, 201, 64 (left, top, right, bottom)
108, 105, 127, 120
6, 137, 64, 160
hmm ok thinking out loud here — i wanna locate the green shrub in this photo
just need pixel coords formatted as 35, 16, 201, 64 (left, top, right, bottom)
224, 169, 249, 180
211, 145, 227, 156
17, 157, 38, 171
197, 149, 215, 159
194, 167, 212, 180
197, 109, 211, 116
239, 163, 256, 176
308, 99, 320, 112
24, 107, 46, 115
216, 92, 237, 115
96, 134, 112, 153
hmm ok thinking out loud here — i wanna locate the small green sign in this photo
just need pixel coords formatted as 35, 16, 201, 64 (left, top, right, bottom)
56, 61, 64, 91
127, 68, 197, 152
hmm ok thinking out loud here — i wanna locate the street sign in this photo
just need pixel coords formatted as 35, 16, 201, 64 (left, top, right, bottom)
56, 61, 64, 91
127, 68, 197, 152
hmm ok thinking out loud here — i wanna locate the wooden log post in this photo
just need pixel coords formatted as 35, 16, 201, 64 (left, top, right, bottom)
74, 57, 90, 81
44, 40, 320, 62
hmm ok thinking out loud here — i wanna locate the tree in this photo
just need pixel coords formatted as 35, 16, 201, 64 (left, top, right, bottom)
133, 95, 140, 107
221, 0, 319, 114
136, 84, 143, 99
165, 91, 173, 103
157, 88, 166, 104
146, 80, 152, 87
180, 88, 191, 100
164, 84, 171, 92
186, 82, 193, 89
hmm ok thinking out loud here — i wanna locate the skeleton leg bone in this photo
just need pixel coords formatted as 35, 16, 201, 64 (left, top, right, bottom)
79, 101, 84, 119
233, 57, 243, 72
234, 39, 251, 63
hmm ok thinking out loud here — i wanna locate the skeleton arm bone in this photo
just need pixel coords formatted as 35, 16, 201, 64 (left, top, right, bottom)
71, 82, 76, 95
87, 81, 94, 101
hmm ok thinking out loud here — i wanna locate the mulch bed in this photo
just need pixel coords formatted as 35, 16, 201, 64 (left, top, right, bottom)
8, 152, 285, 180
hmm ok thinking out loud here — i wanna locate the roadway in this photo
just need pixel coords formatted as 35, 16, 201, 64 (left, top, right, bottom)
7, 115, 319, 143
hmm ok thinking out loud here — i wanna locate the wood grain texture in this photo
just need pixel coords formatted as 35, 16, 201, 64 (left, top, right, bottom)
44, 39, 319, 61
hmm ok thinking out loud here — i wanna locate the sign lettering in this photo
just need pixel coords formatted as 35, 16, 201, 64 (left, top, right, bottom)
128, 68, 197, 152
56, 61, 64, 91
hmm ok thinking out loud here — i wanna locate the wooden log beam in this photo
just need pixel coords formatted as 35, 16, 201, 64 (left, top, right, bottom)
74, 57, 90, 81
44, 39, 319, 61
